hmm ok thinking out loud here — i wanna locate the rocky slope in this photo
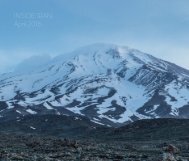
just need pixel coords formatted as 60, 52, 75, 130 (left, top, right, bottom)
0, 43, 189, 126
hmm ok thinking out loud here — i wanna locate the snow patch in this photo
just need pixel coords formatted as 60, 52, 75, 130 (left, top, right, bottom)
26, 109, 37, 114
30, 126, 36, 130
43, 102, 53, 110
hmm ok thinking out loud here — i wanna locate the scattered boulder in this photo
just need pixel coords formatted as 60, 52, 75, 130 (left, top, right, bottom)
162, 144, 179, 161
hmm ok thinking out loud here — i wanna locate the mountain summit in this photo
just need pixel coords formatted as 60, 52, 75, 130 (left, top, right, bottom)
0, 43, 189, 126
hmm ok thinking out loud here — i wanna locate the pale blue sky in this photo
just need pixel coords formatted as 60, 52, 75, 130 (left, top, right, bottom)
0, 0, 189, 73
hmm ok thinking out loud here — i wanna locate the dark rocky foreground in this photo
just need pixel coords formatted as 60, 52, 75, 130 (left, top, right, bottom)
0, 133, 189, 161
0, 115, 189, 160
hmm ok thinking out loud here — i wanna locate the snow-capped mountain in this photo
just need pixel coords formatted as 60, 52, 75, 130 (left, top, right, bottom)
0, 43, 189, 127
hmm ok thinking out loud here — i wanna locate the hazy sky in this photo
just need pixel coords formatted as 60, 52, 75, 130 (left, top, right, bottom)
0, 0, 189, 73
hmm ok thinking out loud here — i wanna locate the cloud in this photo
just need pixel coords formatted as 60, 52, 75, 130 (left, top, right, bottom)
0, 49, 48, 74
15, 54, 51, 73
